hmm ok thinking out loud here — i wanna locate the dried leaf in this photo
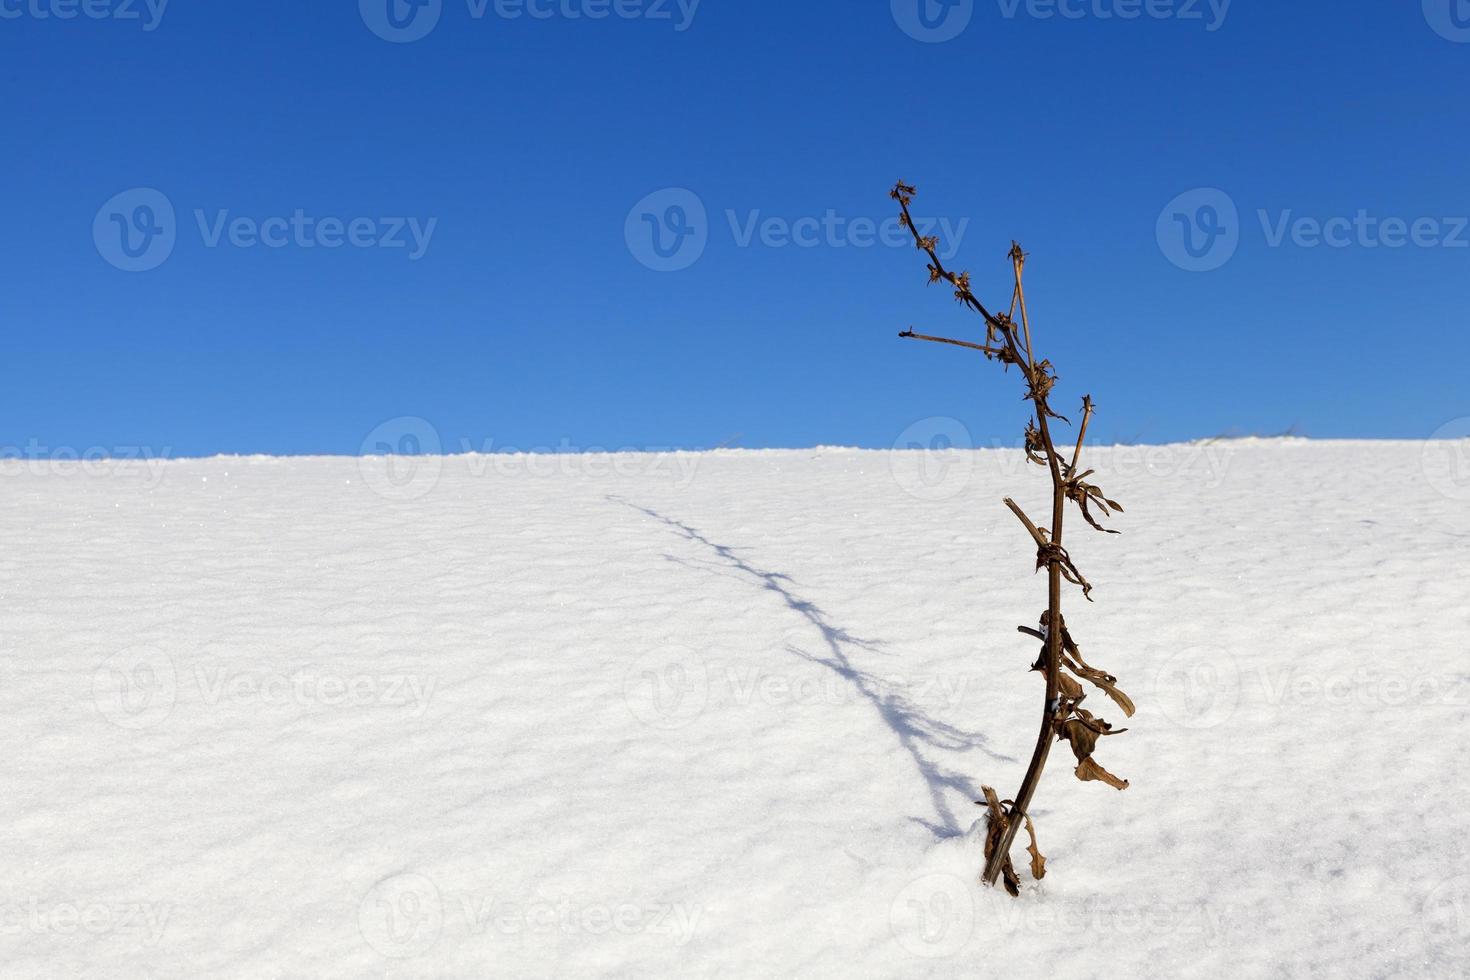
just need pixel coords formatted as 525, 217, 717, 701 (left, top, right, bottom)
1022, 813, 1046, 880
1057, 705, 1129, 791
1063, 656, 1135, 717
1036, 542, 1094, 601
1058, 708, 1125, 763
1024, 421, 1048, 466
1054, 670, 1084, 702
1059, 718, 1099, 763
1059, 629, 1135, 717
1075, 757, 1130, 791
978, 786, 1022, 896
1067, 479, 1123, 534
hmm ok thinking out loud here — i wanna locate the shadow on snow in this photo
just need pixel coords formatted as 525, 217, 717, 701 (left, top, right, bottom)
610, 496, 1012, 839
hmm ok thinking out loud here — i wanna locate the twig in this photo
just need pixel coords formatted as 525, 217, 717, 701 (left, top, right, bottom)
1003, 498, 1047, 550
899, 330, 1009, 358
1069, 396, 1095, 476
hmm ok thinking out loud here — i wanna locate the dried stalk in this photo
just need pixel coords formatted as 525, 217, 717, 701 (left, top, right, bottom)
889, 181, 1135, 894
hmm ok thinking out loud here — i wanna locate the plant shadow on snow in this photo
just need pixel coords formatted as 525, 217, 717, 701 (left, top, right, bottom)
611, 497, 1014, 840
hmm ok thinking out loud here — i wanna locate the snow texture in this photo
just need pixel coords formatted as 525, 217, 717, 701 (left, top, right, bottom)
2, 440, 1467, 977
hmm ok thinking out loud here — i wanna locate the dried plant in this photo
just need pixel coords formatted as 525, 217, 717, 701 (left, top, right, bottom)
889, 181, 1135, 895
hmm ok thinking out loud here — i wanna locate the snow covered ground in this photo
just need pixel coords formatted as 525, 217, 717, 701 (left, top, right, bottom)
2, 438, 1467, 977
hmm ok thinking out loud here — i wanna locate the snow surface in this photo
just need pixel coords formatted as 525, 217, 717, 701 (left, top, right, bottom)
2, 440, 1467, 977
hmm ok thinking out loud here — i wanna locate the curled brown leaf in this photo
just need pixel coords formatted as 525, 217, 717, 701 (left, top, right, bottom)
1022, 813, 1046, 880
1075, 757, 1130, 791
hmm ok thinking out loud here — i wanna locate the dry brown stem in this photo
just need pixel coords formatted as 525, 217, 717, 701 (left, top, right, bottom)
889, 180, 1135, 893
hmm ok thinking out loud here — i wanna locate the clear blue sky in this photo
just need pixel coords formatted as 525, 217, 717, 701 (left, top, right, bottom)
3, 0, 1467, 457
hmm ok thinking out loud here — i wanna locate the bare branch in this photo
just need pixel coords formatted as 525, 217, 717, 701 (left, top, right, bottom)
889, 180, 1130, 895
898, 329, 1009, 359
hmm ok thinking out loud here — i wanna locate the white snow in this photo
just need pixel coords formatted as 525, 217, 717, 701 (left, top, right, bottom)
2, 440, 1467, 977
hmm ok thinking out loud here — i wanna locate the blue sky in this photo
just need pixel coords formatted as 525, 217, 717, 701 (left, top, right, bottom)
3, 0, 1467, 457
